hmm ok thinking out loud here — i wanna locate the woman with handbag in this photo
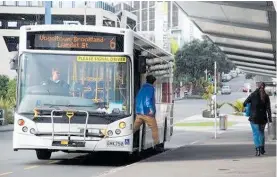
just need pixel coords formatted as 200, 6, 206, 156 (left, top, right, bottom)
243, 82, 272, 156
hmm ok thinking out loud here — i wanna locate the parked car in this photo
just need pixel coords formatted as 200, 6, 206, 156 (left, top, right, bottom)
221, 85, 231, 94
243, 83, 252, 92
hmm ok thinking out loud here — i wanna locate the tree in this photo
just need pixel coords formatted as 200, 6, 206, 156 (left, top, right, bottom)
7, 79, 16, 106
0, 75, 9, 99
174, 38, 234, 92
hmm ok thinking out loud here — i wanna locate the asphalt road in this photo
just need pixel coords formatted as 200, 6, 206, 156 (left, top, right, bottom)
174, 74, 254, 123
0, 74, 251, 177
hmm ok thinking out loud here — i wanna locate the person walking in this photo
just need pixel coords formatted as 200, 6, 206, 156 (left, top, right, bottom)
243, 82, 272, 156
133, 75, 159, 147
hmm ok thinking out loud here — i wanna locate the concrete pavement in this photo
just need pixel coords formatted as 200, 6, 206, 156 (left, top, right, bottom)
99, 129, 276, 177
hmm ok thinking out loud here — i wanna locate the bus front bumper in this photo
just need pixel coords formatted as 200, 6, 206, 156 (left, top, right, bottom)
13, 132, 133, 152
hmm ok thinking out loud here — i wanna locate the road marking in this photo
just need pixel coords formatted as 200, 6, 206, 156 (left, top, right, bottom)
24, 165, 39, 170
0, 172, 13, 176
48, 160, 60, 164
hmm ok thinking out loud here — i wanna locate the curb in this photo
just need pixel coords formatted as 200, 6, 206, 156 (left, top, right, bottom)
0, 125, 14, 132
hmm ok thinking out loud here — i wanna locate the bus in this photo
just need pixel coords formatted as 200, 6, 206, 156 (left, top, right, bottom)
10, 25, 174, 160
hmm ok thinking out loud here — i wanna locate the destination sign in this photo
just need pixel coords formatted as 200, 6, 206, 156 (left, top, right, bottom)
27, 31, 124, 52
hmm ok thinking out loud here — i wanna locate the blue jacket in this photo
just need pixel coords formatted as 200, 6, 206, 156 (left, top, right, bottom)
135, 83, 156, 117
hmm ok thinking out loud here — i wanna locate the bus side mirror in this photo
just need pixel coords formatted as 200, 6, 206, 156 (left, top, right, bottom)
138, 56, 147, 73
10, 59, 18, 70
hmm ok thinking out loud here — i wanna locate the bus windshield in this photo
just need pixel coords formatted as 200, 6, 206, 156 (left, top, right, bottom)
17, 53, 131, 115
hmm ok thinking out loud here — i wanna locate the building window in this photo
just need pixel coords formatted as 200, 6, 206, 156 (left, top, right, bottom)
168, 2, 171, 28
149, 1, 155, 7
142, 9, 147, 22
172, 4, 178, 27
132, 10, 140, 23
149, 20, 155, 31
8, 21, 17, 28
142, 21, 147, 31
4, 1, 16, 6
142, 1, 147, 9
30, 1, 44, 7
62, 1, 73, 8
149, 7, 155, 20
17, 1, 27, 6
124, 3, 133, 12
75, 1, 84, 8
52, 1, 60, 8
133, 1, 139, 10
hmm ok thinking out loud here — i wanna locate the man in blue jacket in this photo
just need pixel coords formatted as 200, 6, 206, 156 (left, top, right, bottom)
133, 75, 159, 146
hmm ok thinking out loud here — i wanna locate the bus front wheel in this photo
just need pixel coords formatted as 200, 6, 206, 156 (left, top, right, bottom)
36, 149, 52, 160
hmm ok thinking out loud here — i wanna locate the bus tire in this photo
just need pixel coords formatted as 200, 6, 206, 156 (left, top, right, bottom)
36, 149, 52, 160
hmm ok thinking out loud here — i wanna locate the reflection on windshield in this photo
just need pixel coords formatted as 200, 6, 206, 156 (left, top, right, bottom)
18, 53, 131, 115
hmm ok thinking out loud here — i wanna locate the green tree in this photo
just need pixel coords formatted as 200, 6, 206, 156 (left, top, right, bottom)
7, 79, 16, 106
0, 75, 9, 99
174, 38, 234, 93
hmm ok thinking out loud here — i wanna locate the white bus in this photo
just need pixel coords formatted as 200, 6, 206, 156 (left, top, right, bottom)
10, 25, 174, 160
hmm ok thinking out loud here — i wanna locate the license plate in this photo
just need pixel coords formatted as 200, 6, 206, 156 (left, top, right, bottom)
61, 140, 68, 145
107, 141, 124, 147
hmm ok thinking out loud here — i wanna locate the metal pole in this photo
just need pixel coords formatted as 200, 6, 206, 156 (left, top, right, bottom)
214, 61, 217, 139
84, 1, 87, 25
44, 1, 52, 24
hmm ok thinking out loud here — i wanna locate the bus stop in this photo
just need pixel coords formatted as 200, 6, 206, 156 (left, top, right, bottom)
175, 1, 276, 78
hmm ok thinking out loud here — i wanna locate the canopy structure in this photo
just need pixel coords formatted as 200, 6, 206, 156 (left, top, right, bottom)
175, 1, 276, 78
134, 32, 174, 78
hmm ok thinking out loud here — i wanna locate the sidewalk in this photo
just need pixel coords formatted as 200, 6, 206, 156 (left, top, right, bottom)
99, 129, 276, 177
0, 124, 13, 132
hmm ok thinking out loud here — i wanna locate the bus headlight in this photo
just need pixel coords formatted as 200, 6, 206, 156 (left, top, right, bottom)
22, 126, 28, 132
119, 122, 126, 129
30, 128, 36, 134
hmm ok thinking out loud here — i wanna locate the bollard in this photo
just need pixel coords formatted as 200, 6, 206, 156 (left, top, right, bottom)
268, 106, 276, 140
219, 114, 228, 130
0, 109, 4, 126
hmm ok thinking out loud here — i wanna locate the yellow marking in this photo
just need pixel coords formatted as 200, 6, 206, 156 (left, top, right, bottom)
77, 56, 127, 63
0, 172, 13, 176
66, 111, 74, 120
61, 140, 68, 145
48, 160, 60, 164
24, 165, 39, 170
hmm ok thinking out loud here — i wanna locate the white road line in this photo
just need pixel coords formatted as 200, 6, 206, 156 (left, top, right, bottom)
94, 140, 202, 177
0, 172, 13, 176
24, 165, 39, 170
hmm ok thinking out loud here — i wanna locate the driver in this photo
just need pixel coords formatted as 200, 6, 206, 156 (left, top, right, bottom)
43, 68, 69, 89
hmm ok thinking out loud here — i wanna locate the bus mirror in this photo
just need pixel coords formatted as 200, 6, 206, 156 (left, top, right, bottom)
138, 56, 147, 73
10, 59, 18, 70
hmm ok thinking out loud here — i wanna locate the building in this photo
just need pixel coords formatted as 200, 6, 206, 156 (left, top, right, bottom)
0, 1, 119, 77
114, 1, 202, 52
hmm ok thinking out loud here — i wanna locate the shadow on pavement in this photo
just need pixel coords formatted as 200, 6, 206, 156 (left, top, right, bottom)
143, 143, 276, 162
51, 148, 167, 167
